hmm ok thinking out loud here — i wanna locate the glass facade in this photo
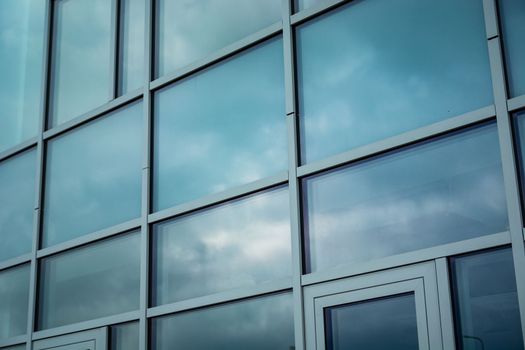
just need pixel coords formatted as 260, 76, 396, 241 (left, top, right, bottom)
0, 0, 524, 349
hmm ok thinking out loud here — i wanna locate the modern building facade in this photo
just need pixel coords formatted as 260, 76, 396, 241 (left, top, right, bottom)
1, 0, 525, 349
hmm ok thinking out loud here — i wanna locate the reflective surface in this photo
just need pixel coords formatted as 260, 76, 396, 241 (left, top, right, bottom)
154, 39, 286, 210
50, 0, 112, 126
38, 232, 140, 330
119, 0, 144, 95
0, 150, 36, 262
152, 187, 291, 305
0, 0, 45, 152
156, 0, 281, 77
515, 112, 525, 208
451, 248, 524, 350
499, 0, 525, 97
296, 0, 493, 163
0, 346, 25, 350
325, 294, 418, 350
43, 102, 142, 247
295, 0, 323, 12
151, 293, 295, 350
111, 322, 139, 350
0, 264, 30, 340
304, 123, 507, 272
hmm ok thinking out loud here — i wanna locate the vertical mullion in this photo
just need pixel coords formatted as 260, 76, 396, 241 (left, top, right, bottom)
484, 0, 525, 345
110, 0, 121, 99
435, 258, 456, 350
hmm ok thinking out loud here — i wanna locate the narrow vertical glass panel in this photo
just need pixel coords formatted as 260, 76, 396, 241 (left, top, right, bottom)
325, 294, 418, 350
111, 322, 139, 350
151, 293, 294, 350
0, 150, 36, 261
0, 264, 30, 340
304, 123, 507, 272
156, 0, 281, 77
499, 0, 525, 97
119, 0, 144, 95
515, 111, 525, 212
50, 0, 113, 126
43, 102, 142, 247
451, 248, 524, 350
152, 187, 291, 305
38, 232, 140, 330
0, 0, 44, 152
154, 38, 286, 210
296, 0, 493, 163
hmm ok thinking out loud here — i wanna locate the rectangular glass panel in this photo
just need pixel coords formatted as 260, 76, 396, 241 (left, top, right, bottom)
43, 101, 142, 247
111, 322, 139, 350
295, 0, 323, 12
38, 232, 140, 330
0, 0, 45, 152
296, 0, 493, 163
156, 0, 281, 77
0, 149, 36, 261
153, 38, 286, 210
119, 0, 144, 95
514, 111, 525, 217
499, 0, 525, 97
50, 0, 113, 126
0, 264, 30, 340
152, 187, 291, 305
303, 123, 507, 272
325, 293, 418, 350
151, 293, 295, 350
451, 248, 524, 350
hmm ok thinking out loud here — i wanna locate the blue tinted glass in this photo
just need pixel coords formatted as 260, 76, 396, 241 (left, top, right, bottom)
452, 248, 524, 350
295, 0, 323, 12
0, 346, 25, 350
499, 0, 525, 97
43, 102, 142, 247
38, 232, 141, 330
0, 0, 45, 152
325, 294, 418, 350
304, 123, 507, 272
151, 293, 295, 350
119, 0, 144, 95
515, 111, 525, 209
152, 187, 291, 305
50, 0, 112, 126
154, 38, 286, 210
111, 322, 139, 350
0, 150, 36, 262
296, 0, 493, 163
156, 0, 281, 77
0, 264, 30, 340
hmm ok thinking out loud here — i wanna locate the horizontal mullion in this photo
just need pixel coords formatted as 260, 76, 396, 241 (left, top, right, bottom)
290, 0, 351, 26
508, 94, 525, 113
0, 253, 32, 272
0, 137, 38, 163
147, 278, 292, 319
297, 105, 496, 178
150, 21, 283, 91
0, 335, 28, 348
148, 171, 288, 224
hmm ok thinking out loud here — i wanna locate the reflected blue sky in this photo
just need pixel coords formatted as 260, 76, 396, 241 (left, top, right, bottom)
304, 123, 508, 272
152, 187, 291, 305
156, 0, 281, 76
0, 149, 36, 262
0, 264, 30, 340
43, 102, 142, 248
38, 232, 140, 330
295, 0, 323, 12
0, 0, 44, 152
151, 293, 295, 350
154, 38, 287, 210
296, 0, 493, 163
119, 0, 144, 95
499, 0, 525, 97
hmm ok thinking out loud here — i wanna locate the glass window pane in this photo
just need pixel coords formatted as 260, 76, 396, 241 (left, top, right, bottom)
154, 38, 286, 210
303, 123, 507, 272
0, 0, 45, 152
43, 102, 142, 248
50, 0, 113, 126
0, 150, 36, 262
295, 0, 323, 12
451, 248, 524, 350
0, 264, 30, 340
499, 0, 525, 97
38, 232, 141, 330
156, 0, 281, 77
514, 111, 525, 212
119, 0, 144, 95
111, 322, 139, 350
151, 293, 295, 350
325, 294, 418, 350
296, 0, 493, 163
152, 187, 291, 305
0, 346, 26, 350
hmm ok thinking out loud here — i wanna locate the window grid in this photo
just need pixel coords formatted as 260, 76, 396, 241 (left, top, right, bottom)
0, 0, 523, 349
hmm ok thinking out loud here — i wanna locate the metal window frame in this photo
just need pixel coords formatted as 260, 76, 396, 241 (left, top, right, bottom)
0, 0, 524, 349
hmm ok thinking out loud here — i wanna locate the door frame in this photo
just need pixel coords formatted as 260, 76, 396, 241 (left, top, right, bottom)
33, 327, 107, 350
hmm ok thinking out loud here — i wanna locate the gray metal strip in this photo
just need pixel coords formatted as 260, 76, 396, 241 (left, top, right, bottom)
0, 138, 38, 164
435, 258, 456, 350
0, 254, 32, 272
508, 94, 525, 112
